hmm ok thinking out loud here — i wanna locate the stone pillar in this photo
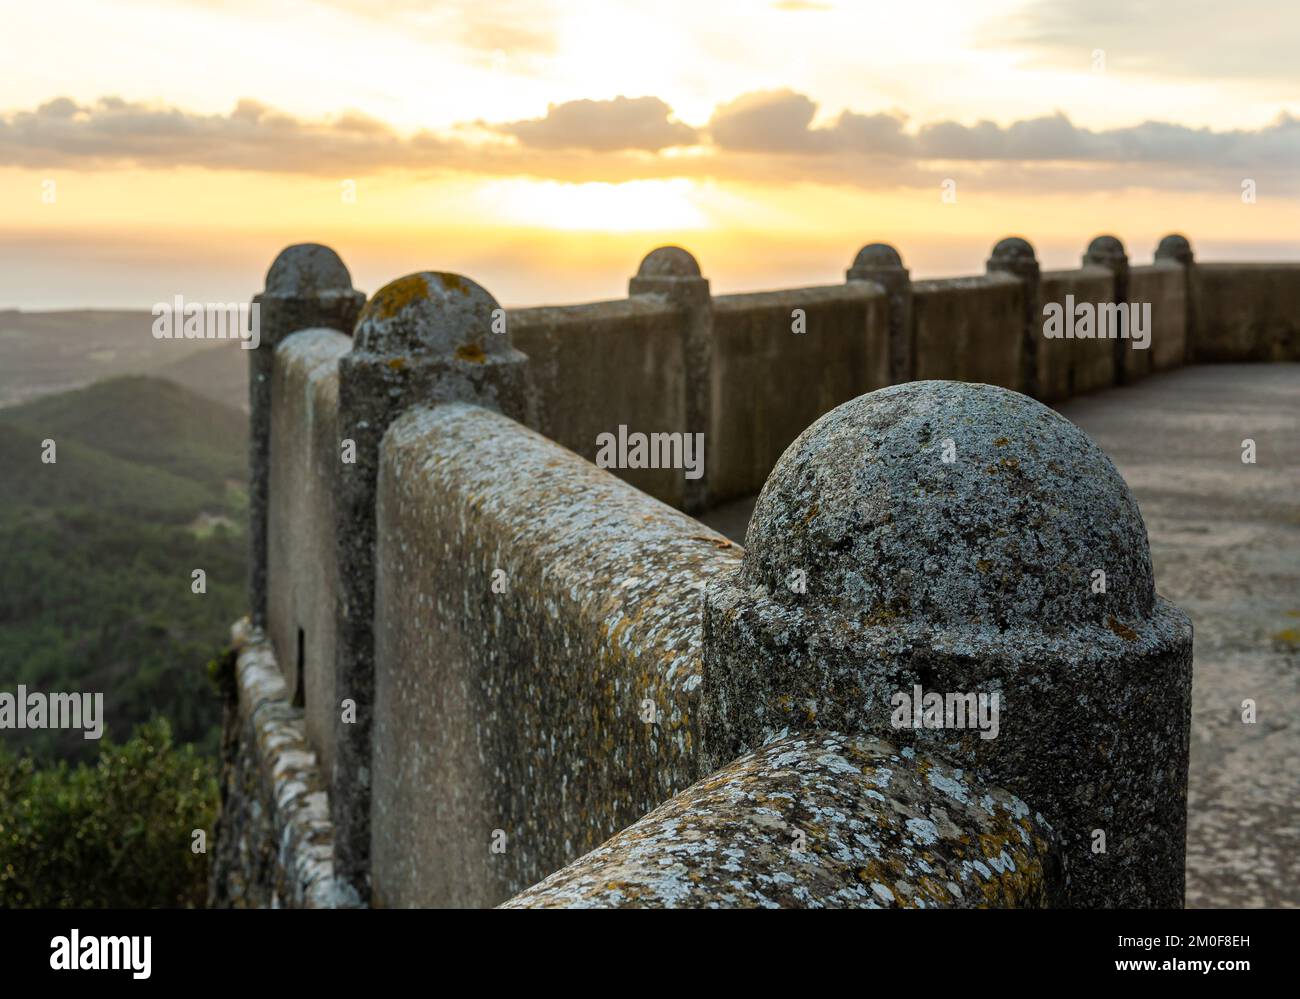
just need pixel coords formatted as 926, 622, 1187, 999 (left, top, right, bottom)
987, 237, 1042, 398
847, 243, 912, 385
629, 246, 712, 514
701, 379, 1193, 908
332, 272, 531, 902
1155, 233, 1196, 365
1082, 235, 1139, 385
249, 244, 364, 627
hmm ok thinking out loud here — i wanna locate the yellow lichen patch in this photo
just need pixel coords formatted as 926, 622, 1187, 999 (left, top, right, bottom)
386, 357, 407, 371
993, 437, 1010, 447
456, 342, 487, 363
977, 831, 1011, 860
1106, 616, 1138, 642
913, 873, 956, 905
863, 605, 900, 626
438, 273, 469, 294
366, 274, 429, 321
1271, 627, 1300, 648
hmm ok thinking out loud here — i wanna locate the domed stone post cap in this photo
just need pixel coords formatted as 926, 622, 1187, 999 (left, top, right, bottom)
331, 268, 529, 899
736, 379, 1157, 631
629, 245, 706, 295
637, 245, 701, 278
701, 379, 1194, 907
984, 237, 1042, 397
353, 271, 514, 359
626, 245, 712, 513
1083, 234, 1129, 271
987, 236, 1039, 273
847, 242, 907, 280
703, 380, 1187, 753
1155, 233, 1194, 266
247, 242, 364, 634
263, 243, 355, 297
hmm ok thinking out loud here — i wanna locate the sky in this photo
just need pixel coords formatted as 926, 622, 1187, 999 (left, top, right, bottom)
1, 0, 1297, 308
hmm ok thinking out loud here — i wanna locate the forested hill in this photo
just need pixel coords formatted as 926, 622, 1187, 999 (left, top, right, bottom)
0, 376, 248, 761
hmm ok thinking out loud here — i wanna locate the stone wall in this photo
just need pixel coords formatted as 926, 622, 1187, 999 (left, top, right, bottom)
709, 284, 890, 504
209, 620, 356, 909
502, 732, 1064, 909
510, 296, 689, 507
1191, 263, 1300, 361
267, 328, 349, 779
222, 232, 1292, 910
912, 274, 1023, 389
1037, 268, 1118, 401
1131, 263, 1188, 372
370, 401, 740, 907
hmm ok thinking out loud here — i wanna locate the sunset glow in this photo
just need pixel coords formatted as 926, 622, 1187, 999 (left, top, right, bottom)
2, 0, 1297, 307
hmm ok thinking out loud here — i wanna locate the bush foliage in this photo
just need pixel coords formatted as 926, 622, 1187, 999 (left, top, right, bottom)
0, 719, 218, 908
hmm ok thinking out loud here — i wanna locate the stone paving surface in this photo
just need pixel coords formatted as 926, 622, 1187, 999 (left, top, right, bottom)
700, 364, 1299, 908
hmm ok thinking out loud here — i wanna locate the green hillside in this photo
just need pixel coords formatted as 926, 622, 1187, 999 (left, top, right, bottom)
3, 375, 248, 494
0, 423, 216, 522
0, 376, 247, 761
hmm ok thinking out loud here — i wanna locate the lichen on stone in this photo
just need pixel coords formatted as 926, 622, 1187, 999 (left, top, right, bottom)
501, 731, 1063, 909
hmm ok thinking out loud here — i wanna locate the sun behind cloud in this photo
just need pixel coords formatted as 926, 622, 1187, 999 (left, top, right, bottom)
475, 179, 708, 232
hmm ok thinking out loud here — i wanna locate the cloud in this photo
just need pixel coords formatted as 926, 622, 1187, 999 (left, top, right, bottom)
709, 90, 822, 152
708, 90, 912, 156
492, 96, 698, 151
915, 111, 1300, 169
1000, 0, 1297, 84
2, 91, 1297, 196
705, 93, 1300, 172
0, 96, 447, 173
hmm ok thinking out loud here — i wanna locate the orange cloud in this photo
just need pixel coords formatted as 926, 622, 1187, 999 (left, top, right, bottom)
3, 92, 1298, 195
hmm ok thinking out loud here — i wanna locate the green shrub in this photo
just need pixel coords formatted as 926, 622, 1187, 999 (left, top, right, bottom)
0, 718, 217, 908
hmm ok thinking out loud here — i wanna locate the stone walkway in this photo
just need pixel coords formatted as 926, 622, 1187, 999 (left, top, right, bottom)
700, 364, 1300, 908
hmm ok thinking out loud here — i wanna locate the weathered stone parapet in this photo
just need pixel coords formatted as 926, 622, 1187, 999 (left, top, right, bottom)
987, 236, 1042, 398
847, 242, 913, 383
910, 273, 1023, 390
1153, 234, 1195, 369
332, 272, 531, 902
629, 246, 712, 514
508, 296, 689, 507
250, 244, 364, 628
1083, 234, 1144, 385
1038, 267, 1117, 399
209, 618, 357, 909
1129, 264, 1189, 374
267, 327, 351, 779
501, 731, 1064, 909
1187, 262, 1300, 361
701, 380, 1193, 907
370, 400, 740, 907
709, 284, 890, 505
